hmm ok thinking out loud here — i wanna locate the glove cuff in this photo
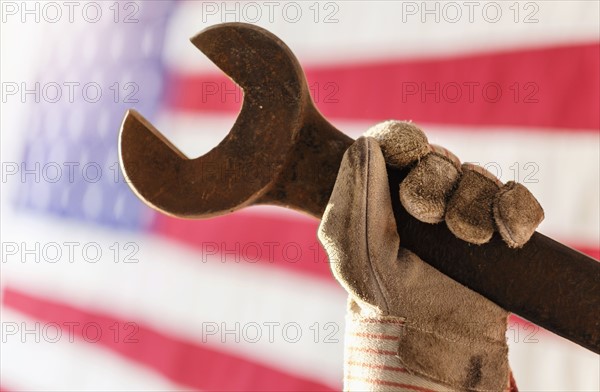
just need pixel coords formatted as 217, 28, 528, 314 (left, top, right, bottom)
344, 300, 512, 392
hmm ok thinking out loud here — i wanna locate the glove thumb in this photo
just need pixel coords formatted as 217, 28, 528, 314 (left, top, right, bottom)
318, 136, 399, 315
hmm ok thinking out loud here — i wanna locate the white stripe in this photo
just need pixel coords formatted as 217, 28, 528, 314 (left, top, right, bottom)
156, 112, 600, 247
508, 324, 600, 392
0, 308, 189, 392
1, 209, 346, 388
164, 0, 600, 72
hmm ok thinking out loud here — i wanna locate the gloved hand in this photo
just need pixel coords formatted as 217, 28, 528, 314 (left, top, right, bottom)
318, 121, 543, 391
365, 121, 544, 248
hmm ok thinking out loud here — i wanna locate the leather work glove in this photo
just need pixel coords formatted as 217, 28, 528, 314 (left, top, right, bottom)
318, 121, 544, 391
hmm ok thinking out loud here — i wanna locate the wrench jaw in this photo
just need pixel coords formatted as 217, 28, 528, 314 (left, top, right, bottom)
118, 109, 200, 219
118, 109, 274, 219
119, 23, 312, 219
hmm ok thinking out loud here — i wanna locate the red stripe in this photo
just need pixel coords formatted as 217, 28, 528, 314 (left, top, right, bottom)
569, 245, 600, 261
2, 287, 335, 392
347, 347, 397, 356
166, 42, 599, 130
153, 212, 599, 281
346, 361, 407, 373
351, 332, 400, 340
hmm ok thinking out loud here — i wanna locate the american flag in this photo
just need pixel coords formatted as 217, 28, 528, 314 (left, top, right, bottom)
1, 1, 598, 391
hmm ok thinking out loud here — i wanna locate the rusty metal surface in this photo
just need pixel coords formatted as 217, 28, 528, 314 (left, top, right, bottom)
119, 22, 600, 354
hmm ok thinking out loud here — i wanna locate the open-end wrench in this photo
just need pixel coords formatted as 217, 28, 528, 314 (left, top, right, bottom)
119, 23, 599, 353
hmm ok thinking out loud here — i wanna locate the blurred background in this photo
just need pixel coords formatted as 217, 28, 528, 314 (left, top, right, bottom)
1, 1, 598, 391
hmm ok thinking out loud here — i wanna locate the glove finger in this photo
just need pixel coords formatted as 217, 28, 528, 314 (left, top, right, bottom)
446, 163, 502, 244
494, 181, 544, 248
318, 136, 399, 314
364, 120, 430, 168
399, 145, 462, 223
